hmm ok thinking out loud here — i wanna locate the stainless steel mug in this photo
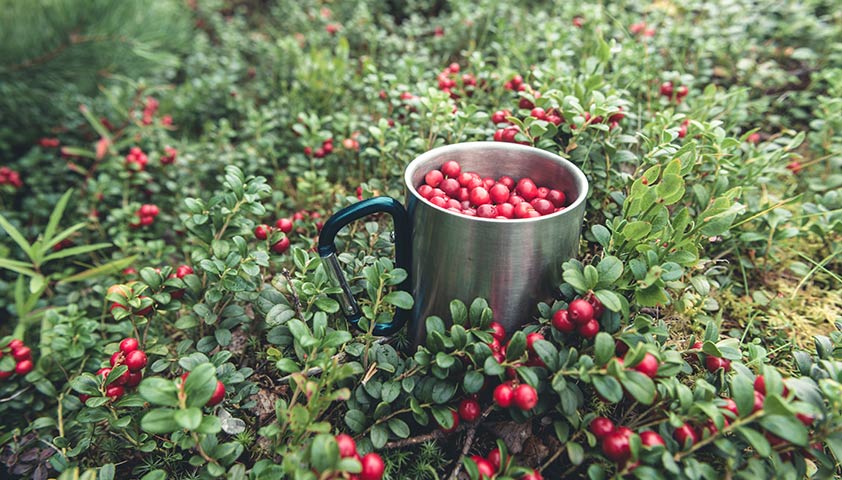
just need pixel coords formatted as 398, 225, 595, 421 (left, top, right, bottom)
318, 141, 589, 345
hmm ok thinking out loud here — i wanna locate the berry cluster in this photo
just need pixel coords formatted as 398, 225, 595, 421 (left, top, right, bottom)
629, 21, 656, 37
180, 371, 226, 407
677, 119, 691, 138
551, 296, 604, 338
38, 137, 60, 148
503, 74, 541, 110
0, 339, 34, 379
436, 62, 477, 99
0, 167, 23, 188
787, 160, 803, 174
87, 338, 148, 402
418, 160, 569, 219
470, 447, 543, 480
169, 264, 194, 299
125, 146, 149, 171
590, 417, 664, 466
304, 137, 334, 159
334, 434, 385, 480
659, 81, 689, 103
131, 203, 160, 228
141, 96, 159, 125
255, 216, 295, 254
160, 146, 178, 165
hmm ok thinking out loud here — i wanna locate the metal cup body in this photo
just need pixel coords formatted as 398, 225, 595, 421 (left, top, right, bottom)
404, 142, 588, 345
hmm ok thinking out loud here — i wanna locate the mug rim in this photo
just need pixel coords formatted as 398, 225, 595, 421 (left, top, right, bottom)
404, 141, 589, 223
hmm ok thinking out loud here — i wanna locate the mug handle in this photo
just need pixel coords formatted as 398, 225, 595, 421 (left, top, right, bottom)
317, 196, 412, 336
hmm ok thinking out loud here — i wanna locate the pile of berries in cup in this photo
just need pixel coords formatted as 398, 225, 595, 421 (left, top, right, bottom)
0, 339, 34, 379
334, 433, 385, 480
418, 160, 568, 219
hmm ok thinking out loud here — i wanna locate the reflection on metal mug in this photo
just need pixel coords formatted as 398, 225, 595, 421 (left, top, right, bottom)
318, 142, 589, 346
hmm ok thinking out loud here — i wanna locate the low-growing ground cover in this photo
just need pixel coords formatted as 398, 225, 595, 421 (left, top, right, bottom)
0, 1, 841, 479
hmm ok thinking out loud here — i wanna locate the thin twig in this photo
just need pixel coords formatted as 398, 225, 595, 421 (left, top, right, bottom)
282, 268, 303, 318
447, 405, 495, 480
384, 430, 445, 449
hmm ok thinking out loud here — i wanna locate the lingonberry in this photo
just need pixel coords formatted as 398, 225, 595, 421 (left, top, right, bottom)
568, 299, 595, 324
489, 183, 510, 204
513, 384, 538, 410
110, 351, 124, 367
487, 448, 502, 470
530, 107, 547, 120
704, 355, 731, 372
425, 169, 444, 187
8, 339, 24, 351
753, 375, 766, 395
336, 433, 356, 458
417, 184, 434, 198
497, 203, 514, 219
124, 350, 148, 372
640, 430, 665, 447
530, 198, 554, 215
493, 383, 515, 408
489, 322, 506, 341
255, 224, 270, 240
0, 370, 12, 380
207, 380, 226, 406
439, 409, 459, 432
659, 81, 674, 97
521, 471, 543, 480
458, 398, 481, 422
275, 218, 293, 233
601, 430, 631, 463
472, 456, 495, 479
674, 424, 699, 448
360, 452, 385, 480
125, 372, 143, 387
476, 204, 497, 218
633, 353, 660, 378
106, 385, 125, 400
526, 333, 543, 351
498, 175, 515, 189
676, 85, 689, 98
119, 337, 139, 353
469, 187, 491, 206
272, 236, 291, 254
552, 309, 575, 333
588, 295, 605, 318
440, 178, 460, 197
578, 319, 600, 338
753, 391, 764, 413
515, 178, 538, 201
441, 160, 461, 178
175, 265, 194, 278
11, 346, 31, 361
15, 360, 33, 375
721, 398, 739, 418
590, 417, 615, 439
513, 202, 535, 219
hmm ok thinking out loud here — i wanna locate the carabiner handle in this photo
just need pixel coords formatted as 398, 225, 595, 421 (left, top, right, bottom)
317, 197, 411, 336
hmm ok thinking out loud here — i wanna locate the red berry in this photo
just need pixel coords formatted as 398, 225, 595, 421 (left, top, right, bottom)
110, 351, 124, 367
753, 391, 765, 413
577, 319, 600, 338
441, 160, 461, 178
521, 471, 543, 480
0, 370, 12, 380
796, 413, 814, 426
439, 409, 460, 432
336, 433, 357, 458
497, 176, 515, 189
472, 456, 495, 479
486, 448, 502, 470
705, 356, 731, 372
8, 339, 24, 351
119, 337, 139, 353
439, 178, 460, 197
530, 107, 547, 120
515, 178, 538, 201
489, 322, 506, 341
469, 187, 491, 206
489, 183, 510, 204
589, 417, 615, 439
530, 198, 554, 216
15, 359, 33, 375
175, 265, 194, 278
106, 385, 125, 399
525, 333, 543, 351
417, 184, 434, 199
640, 430, 665, 447
513, 384, 538, 410
660, 81, 674, 97
425, 170, 444, 187
721, 398, 739, 418
676, 85, 689, 98
568, 299, 595, 324
493, 383, 514, 408
552, 309, 575, 333
496, 203, 514, 219
124, 350, 147, 372
753, 375, 766, 395
601, 431, 631, 463
11, 346, 31, 361
254, 224, 270, 240
125, 371, 143, 387
272, 236, 291, 254
275, 218, 293, 233
674, 424, 699, 448
207, 380, 226, 406
459, 398, 481, 422
360, 453, 385, 480
588, 296, 605, 318
633, 353, 660, 378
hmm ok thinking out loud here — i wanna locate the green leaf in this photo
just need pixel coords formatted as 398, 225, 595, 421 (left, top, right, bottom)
563, 267, 588, 292
184, 363, 217, 408
620, 371, 656, 405
140, 470, 168, 480
594, 290, 622, 313
60, 256, 139, 283
595, 256, 623, 285
98, 463, 115, 480
43, 243, 111, 262
431, 406, 455, 430
592, 375, 623, 403
622, 221, 652, 241
310, 433, 339, 473
656, 174, 685, 205
591, 225, 611, 248
0, 258, 37, 277
0, 213, 31, 256
594, 333, 614, 366
44, 189, 73, 243
463, 371, 484, 394
450, 299, 468, 327
388, 418, 410, 438
506, 331, 527, 361
484, 356, 504, 376
759, 415, 807, 446
141, 408, 178, 434
383, 291, 413, 309
139, 377, 180, 406
736, 427, 771, 457
29, 274, 45, 294
345, 409, 367, 433
370, 425, 388, 449
174, 407, 203, 431
731, 374, 755, 418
